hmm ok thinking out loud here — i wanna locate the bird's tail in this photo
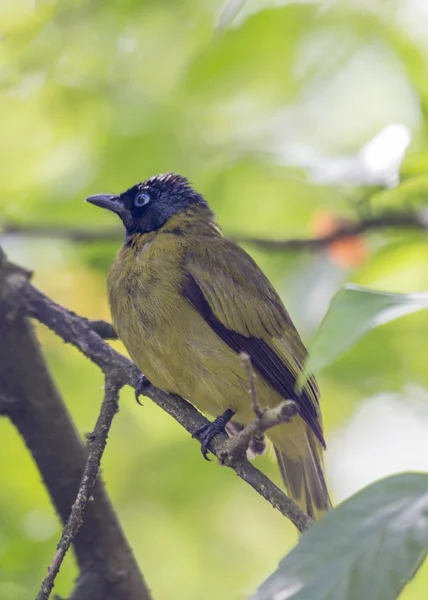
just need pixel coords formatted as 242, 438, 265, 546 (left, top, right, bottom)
274, 431, 331, 521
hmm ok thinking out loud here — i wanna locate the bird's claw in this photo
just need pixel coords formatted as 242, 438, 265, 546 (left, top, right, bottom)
192, 409, 235, 460
135, 373, 151, 405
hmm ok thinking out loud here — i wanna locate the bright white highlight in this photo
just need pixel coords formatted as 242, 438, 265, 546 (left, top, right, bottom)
360, 123, 411, 187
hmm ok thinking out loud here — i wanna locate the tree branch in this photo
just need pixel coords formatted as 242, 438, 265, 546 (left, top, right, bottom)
0, 247, 151, 600
1, 222, 122, 243
225, 354, 300, 465
6, 253, 313, 533
2, 210, 427, 252
86, 319, 118, 339
222, 399, 298, 461
234, 211, 428, 251
36, 377, 122, 600
66, 311, 118, 339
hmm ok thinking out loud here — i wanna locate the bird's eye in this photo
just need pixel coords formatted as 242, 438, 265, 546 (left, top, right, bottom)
134, 192, 151, 207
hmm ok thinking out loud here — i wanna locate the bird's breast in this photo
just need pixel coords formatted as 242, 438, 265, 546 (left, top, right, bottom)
107, 238, 191, 388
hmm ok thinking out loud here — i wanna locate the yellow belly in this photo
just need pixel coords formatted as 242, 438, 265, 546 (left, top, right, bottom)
114, 289, 306, 459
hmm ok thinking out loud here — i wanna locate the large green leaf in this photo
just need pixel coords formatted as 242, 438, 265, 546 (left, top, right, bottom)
304, 285, 428, 376
251, 473, 428, 600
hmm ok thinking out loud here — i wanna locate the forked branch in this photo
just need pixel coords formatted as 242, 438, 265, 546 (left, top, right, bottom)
36, 377, 122, 600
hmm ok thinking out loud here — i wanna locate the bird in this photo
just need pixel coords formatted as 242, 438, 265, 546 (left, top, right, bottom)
86, 172, 331, 519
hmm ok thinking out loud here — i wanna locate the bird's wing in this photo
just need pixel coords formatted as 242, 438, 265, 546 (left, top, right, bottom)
183, 240, 324, 446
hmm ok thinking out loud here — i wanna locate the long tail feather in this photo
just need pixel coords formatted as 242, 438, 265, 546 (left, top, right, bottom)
274, 432, 331, 521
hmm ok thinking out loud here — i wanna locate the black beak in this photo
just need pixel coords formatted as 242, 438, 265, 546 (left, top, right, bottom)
85, 194, 124, 215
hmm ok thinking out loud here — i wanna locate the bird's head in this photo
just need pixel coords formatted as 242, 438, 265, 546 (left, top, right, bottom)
86, 173, 210, 237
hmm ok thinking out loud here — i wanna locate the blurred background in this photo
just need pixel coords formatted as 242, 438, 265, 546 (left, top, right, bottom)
1, 0, 428, 598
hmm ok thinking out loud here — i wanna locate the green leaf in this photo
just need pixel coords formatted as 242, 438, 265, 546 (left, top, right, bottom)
304, 284, 428, 377
250, 473, 428, 600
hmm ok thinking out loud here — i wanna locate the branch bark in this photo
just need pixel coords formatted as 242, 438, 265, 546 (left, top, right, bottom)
1, 222, 123, 243
225, 353, 301, 464
0, 248, 151, 600
2, 209, 427, 251
36, 377, 122, 600
234, 211, 428, 251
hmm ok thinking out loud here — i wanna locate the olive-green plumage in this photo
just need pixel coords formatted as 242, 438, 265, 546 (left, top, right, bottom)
86, 173, 331, 520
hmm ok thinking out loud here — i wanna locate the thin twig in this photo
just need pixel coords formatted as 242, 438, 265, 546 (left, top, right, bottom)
240, 352, 263, 418
1, 223, 122, 243
2, 210, 427, 251
86, 319, 117, 339
225, 354, 299, 464
7, 272, 312, 532
28, 298, 118, 340
234, 211, 428, 251
36, 377, 121, 600
221, 400, 299, 464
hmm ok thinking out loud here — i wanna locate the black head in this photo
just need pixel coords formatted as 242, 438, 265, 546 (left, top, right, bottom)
86, 173, 209, 237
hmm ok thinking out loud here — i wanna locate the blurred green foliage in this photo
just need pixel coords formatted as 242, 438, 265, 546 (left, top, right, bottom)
254, 473, 428, 600
1, 1, 428, 599
305, 286, 428, 377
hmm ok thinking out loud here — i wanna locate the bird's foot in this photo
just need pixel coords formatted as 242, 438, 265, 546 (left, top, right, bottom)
225, 422, 267, 459
193, 409, 235, 461
135, 373, 151, 405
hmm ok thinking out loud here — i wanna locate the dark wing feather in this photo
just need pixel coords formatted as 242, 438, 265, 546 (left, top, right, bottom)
183, 272, 325, 447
